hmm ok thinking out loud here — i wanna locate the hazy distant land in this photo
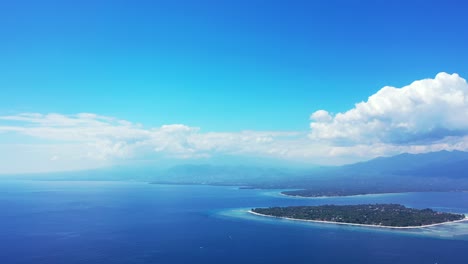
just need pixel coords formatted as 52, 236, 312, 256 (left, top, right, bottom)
149, 151, 468, 197
5, 150, 468, 199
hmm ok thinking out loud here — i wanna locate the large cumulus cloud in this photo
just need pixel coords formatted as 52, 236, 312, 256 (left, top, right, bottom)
309, 72, 468, 145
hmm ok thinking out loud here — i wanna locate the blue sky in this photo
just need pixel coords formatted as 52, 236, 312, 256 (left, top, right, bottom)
1, 1, 468, 173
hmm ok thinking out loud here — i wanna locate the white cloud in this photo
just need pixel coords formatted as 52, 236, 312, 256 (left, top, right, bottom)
0, 113, 318, 173
309, 72, 468, 145
310, 110, 333, 123
2, 72, 468, 174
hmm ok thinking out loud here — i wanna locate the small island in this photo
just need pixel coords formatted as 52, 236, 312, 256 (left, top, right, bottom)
251, 204, 466, 228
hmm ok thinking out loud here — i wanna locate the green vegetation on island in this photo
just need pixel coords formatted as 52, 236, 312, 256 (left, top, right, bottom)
252, 204, 465, 227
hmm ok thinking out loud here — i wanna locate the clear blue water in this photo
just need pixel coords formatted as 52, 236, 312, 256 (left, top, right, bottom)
1, 181, 468, 264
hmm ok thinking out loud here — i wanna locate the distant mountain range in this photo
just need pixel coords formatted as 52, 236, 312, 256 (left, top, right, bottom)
152, 150, 468, 194
341, 150, 468, 178
282, 150, 468, 196
4, 150, 468, 195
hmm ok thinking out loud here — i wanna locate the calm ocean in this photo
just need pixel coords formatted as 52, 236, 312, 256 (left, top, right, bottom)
1, 181, 468, 264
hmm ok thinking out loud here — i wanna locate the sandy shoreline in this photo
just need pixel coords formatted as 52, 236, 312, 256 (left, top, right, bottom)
248, 210, 468, 229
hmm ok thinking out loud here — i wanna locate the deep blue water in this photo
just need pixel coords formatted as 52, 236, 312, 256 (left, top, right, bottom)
1, 181, 468, 264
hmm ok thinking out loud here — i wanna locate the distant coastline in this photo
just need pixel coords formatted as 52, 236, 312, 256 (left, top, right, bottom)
279, 191, 404, 198
248, 210, 468, 229
279, 189, 468, 198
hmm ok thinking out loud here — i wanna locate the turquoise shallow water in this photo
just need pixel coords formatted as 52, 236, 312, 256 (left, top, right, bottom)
1, 181, 468, 263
